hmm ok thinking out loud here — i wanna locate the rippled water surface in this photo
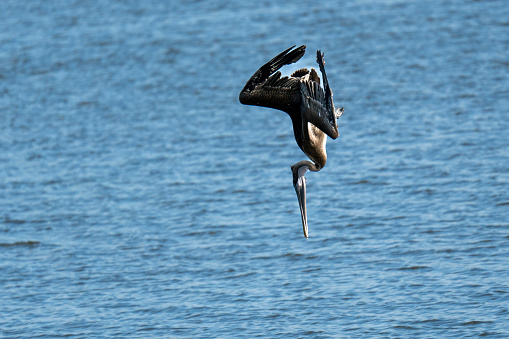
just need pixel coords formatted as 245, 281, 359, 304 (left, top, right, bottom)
1, 0, 508, 337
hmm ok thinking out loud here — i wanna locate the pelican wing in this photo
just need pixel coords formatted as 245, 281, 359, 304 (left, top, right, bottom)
299, 80, 339, 139
299, 50, 341, 139
239, 45, 306, 113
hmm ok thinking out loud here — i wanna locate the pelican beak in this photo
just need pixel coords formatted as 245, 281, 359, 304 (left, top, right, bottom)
294, 176, 308, 238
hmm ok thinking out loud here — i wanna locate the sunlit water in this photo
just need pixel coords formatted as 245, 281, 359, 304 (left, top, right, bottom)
1, 0, 508, 337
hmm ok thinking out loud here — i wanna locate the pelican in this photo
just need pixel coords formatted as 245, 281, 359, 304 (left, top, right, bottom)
239, 45, 343, 238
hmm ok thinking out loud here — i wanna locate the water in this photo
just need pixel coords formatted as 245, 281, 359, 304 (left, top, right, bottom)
1, 0, 508, 337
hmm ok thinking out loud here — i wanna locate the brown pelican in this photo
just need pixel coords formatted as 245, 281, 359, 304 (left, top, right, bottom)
239, 45, 343, 238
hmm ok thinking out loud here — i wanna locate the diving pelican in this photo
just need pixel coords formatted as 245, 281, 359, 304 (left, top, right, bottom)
239, 45, 343, 238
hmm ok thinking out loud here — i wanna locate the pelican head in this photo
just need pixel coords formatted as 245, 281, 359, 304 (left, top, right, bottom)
292, 164, 309, 238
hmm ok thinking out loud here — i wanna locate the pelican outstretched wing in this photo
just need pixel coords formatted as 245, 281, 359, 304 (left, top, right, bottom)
299, 51, 340, 139
239, 45, 306, 113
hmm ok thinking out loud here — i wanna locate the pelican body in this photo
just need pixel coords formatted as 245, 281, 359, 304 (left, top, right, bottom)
239, 45, 343, 238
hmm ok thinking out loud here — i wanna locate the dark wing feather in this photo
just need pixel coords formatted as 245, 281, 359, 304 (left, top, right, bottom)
300, 80, 339, 139
316, 50, 334, 113
291, 68, 310, 78
298, 51, 340, 139
239, 45, 306, 113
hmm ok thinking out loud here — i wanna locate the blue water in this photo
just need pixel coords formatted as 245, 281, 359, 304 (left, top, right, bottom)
1, 0, 508, 337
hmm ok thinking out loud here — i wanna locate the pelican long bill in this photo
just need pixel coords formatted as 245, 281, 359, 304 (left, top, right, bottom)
294, 175, 308, 238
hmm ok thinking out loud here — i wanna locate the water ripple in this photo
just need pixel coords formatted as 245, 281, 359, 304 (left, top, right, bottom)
1, 0, 508, 337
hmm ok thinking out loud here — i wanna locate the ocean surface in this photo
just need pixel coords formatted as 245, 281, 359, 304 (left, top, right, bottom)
1, 0, 508, 337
